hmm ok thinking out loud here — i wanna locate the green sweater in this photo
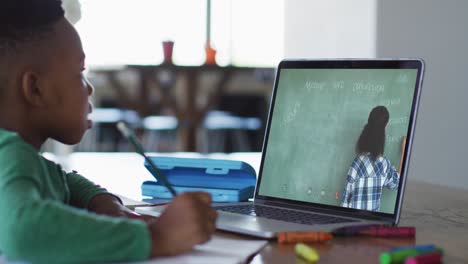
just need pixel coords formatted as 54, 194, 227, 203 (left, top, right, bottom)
0, 129, 151, 263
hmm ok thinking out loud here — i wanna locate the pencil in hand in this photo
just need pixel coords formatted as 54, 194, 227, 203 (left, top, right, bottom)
116, 122, 177, 197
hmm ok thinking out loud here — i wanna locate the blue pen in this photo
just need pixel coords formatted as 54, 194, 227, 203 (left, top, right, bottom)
117, 122, 177, 197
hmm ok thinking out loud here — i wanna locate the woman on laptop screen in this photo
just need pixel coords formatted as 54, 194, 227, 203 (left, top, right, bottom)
341, 106, 406, 212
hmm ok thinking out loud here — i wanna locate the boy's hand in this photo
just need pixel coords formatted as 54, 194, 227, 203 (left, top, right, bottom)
148, 192, 217, 257
88, 194, 157, 223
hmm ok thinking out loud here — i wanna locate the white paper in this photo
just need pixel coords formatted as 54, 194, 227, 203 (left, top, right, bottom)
124, 235, 268, 264
133, 207, 267, 263
1, 235, 267, 264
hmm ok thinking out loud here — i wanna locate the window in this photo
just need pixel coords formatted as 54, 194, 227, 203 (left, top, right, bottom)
75, 0, 284, 67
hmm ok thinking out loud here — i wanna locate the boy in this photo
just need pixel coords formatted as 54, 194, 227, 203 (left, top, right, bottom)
0, 0, 217, 263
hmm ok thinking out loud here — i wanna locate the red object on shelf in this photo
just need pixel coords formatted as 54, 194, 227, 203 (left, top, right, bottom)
162, 41, 174, 64
205, 43, 216, 65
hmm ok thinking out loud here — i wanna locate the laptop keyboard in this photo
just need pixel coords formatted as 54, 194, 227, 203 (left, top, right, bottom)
215, 204, 357, 225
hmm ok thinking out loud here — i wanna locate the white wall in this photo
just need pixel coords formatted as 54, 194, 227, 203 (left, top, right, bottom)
284, 0, 377, 59
376, 0, 468, 189
284, 0, 468, 189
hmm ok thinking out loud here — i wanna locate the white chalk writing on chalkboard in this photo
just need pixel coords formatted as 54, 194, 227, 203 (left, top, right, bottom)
388, 116, 408, 126
332, 81, 345, 90
352, 82, 385, 95
381, 98, 401, 107
305, 81, 325, 92
397, 74, 409, 84
304, 80, 345, 92
386, 135, 400, 143
282, 101, 301, 126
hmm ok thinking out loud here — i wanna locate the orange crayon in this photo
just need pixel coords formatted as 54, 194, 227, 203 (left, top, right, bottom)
277, 231, 333, 244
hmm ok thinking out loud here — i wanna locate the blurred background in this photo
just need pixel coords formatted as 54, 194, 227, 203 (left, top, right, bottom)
46, 0, 468, 190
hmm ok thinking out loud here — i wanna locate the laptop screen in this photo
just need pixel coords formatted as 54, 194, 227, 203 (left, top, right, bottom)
257, 60, 423, 216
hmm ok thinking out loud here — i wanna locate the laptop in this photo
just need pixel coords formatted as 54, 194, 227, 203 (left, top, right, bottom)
211, 59, 424, 238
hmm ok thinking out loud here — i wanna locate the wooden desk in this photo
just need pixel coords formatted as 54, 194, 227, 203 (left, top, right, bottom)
63, 152, 468, 263
248, 180, 468, 263
95, 65, 274, 151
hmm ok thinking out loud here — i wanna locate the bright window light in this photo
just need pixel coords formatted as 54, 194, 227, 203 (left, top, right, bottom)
75, 0, 284, 67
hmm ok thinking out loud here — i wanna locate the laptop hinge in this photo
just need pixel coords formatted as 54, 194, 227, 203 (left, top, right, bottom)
256, 200, 394, 223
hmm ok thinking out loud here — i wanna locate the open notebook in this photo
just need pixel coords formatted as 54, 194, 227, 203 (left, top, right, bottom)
124, 235, 267, 264
0, 235, 267, 264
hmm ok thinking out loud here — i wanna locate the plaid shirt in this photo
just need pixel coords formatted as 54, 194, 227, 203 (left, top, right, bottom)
341, 153, 399, 211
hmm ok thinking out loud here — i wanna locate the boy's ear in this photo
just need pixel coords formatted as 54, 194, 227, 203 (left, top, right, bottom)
20, 71, 48, 107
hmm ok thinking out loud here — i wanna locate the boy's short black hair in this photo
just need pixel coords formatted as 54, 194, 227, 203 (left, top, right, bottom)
0, 0, 64, 53
0, 0, 64, 95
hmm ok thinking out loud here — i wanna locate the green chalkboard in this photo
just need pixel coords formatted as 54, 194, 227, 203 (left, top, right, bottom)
258, 69, 417, 214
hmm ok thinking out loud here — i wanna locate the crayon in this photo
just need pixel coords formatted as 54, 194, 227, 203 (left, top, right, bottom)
359, 226, 415, 238
390, 245, 436, 252
277, 231, 333, 243
295, 243, 320, 262
331, 224, 384, 236
404, 252, 443, 264
380, 248, 443, 264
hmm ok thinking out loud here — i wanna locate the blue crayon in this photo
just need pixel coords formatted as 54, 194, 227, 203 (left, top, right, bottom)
390, 244, 436, 253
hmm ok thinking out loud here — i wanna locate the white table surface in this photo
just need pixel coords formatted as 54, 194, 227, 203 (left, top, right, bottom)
52, 152, 262, 202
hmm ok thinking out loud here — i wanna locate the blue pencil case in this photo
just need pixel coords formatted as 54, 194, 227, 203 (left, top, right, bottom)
142, 157, 256, 202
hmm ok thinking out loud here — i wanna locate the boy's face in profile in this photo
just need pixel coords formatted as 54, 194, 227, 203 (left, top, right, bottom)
39, 18, 94, 145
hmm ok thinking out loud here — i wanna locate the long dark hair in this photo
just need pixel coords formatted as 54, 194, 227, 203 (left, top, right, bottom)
356, 106, 389, 160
